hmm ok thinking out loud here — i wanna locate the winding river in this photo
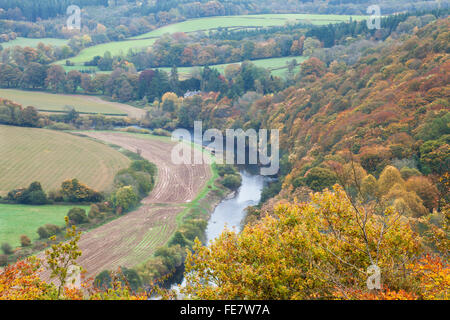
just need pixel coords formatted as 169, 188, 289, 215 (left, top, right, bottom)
169, 168, 269, 291
205, 170, 266, 243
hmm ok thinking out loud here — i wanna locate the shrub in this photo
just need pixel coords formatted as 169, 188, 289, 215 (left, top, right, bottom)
20, 235, 31, 247
221, 174, 242, 190
68, 207, 88, 225
6, 182, 48, 205
216, 164, 237, 177
154, 245, 185, 272
94, 270, 112, 289
61, 179, 103, 203
48, 190, 64, 202
260, 181, 282, 204
112, 186, 139, 212
130, 160, 157, 176
120, 268, 142, 292
152, 128, 171, 136
1, 242, 13, 255
0, 254, 7, 266
181, 219, 208, 242
88, 204, 102, 220
37, 227, 49, 239
168, 231, 191, 248
37, 224, 61, 239
46, 122, 76, 131
304, 167, 337, 192
94, 268, 142, 292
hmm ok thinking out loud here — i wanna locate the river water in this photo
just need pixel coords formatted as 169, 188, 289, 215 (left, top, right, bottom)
205, 170, 266, 243
169, 168, 268, 291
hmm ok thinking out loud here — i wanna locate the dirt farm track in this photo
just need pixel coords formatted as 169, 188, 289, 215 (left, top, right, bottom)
37, 131, 211, 280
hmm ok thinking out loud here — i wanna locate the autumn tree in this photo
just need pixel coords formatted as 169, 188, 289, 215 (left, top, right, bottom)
45, 217, 82, 298
45, 65, 66, 92
406, 176, 439, 212
182, 186, 420, 299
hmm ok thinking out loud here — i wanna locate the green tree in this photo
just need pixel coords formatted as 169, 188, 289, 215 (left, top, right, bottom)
304, 167, 337, 192
112, 186, 139, 212
20, 235, 31, 247
67, 207, 88, 225
1, 242, 13, 255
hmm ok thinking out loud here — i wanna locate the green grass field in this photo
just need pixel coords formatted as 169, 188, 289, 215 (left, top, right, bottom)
56, 38, 157, 67
0, 125, 130, 196
159, 55, 308, 79
0, 37, 68, 49
0, 204, 88, 248
0, 89, 127, 115
131, 14, 365, 39
56, 13, 365, 69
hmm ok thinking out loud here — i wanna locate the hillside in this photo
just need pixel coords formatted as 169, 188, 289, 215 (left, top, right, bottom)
180, 17, 450, 300
192, 17, 449, 218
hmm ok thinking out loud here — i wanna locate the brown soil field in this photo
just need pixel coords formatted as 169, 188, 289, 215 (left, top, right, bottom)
37, 132, 211, 280
80, 96, 147, 119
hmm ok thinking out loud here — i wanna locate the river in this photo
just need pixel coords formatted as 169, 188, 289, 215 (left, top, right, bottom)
205, 170, 267, 243
168, 168, 269, 292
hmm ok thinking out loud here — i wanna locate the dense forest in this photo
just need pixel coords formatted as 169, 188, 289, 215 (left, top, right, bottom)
179, 17, 450, 300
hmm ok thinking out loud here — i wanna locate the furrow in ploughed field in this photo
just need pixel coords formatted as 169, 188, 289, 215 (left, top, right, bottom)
37, 131, 211, 280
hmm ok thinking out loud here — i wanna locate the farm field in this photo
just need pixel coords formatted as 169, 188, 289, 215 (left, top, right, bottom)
159, 55, 308, 79
0, 89, 146, 118
56, 38, 157, 67
0, 125, 131, 196
37, 131, 213, 279
131, 14, 366, 39
0, 37, 68, 49
57, 13, 365, 69
0, 204, 89, 248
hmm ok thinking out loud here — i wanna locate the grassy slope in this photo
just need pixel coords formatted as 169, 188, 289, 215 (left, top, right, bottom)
0, 125, 130, 195
57, 14, 365, 67
0, 37, 68, 49
131, 14, 365, 39
0, 204, 89, 247
56, 38, 157, 66
0, 89, 126, 115
158, 55, 308, 79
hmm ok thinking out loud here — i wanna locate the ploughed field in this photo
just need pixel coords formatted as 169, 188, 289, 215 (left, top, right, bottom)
0, 125, 131, 196
37, 132, 212, 279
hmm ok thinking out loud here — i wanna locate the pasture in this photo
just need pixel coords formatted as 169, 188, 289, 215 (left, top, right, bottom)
0, 125, 131, 196
0, 37, 68, 49
159, 55, 308, 79
56, 38, 157, 66
131, 14, 366, 39
0, 89, 146, 117
0, 204, 89, 248
57, 13, 365, 68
